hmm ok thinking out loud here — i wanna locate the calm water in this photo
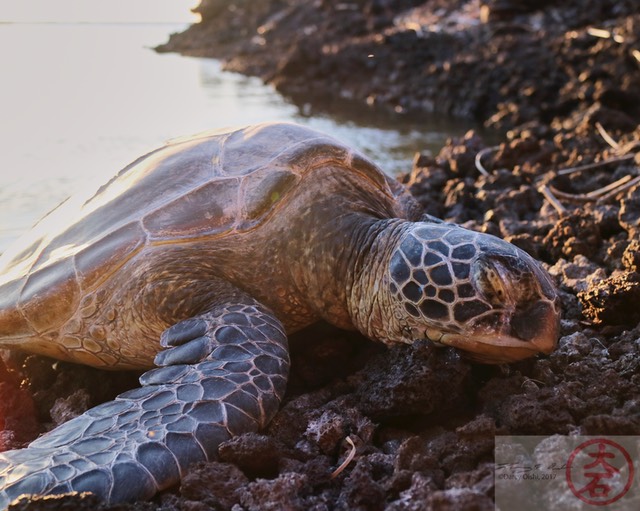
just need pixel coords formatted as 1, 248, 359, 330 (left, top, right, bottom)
0, 23, 477, 252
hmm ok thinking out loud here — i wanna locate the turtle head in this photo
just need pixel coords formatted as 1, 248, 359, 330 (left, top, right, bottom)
384, 223, 560, 364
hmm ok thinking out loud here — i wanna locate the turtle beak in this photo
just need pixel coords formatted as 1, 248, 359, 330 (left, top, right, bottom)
437, 299, 560, 364
510, 299, 560, 356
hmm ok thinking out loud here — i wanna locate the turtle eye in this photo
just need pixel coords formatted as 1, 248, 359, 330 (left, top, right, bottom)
473, 259, 508, 305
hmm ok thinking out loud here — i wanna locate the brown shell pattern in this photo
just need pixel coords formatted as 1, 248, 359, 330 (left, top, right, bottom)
0, 122, 399, 336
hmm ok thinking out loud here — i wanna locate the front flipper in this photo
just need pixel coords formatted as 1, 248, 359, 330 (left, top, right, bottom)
0, 295, 289, 507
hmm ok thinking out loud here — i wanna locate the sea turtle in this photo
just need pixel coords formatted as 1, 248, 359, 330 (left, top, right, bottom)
0, 122, 560, 507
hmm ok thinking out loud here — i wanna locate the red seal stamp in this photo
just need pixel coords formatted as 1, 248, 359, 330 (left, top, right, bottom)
566, 438, 635, 506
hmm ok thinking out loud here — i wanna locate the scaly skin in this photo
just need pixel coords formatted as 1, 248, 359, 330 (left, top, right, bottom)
349, 220, 560, 363
0, 289, 289, 507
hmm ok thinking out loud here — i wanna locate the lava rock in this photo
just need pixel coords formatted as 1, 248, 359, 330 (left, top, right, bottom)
542, 211, 601, 260
578, 271, 640, 325
178, 461, 248, 510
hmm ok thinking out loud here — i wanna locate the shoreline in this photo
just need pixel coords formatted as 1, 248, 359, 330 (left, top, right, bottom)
158, 0, 640, 133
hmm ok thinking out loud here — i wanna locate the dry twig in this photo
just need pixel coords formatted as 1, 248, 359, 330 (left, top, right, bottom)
595, 122, 620, 150
556, 161, 596, 177
330, 436, 357, 479
556, 154, 634, 176
593, 175, 640, 202
472, 122, 637, 214
586, 27, 625, 43
549, 175, 636, 202
538, 184, 567, 215
474, 145, 499, 177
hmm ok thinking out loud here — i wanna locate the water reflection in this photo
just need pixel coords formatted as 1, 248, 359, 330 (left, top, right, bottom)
0, 23, 480, 253
197, 59, 298, 123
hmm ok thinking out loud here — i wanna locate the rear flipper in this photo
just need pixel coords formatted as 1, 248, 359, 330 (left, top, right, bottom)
0, 296, 289, 507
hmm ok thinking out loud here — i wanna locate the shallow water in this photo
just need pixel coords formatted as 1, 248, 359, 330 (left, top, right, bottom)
0, 23, 477, 253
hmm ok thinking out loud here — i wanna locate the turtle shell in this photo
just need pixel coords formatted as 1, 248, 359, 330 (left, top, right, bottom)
0, 122, 406, 338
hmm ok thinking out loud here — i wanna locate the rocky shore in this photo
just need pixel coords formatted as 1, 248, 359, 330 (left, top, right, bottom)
158, 0, 640, 131
2, 1, 640, 510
